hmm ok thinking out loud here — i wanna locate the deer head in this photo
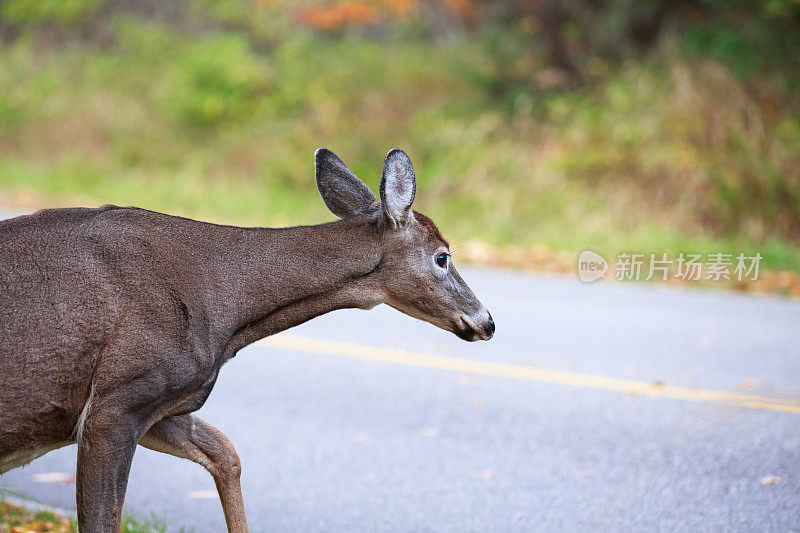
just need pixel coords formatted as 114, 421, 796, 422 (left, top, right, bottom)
315, 148, 494, 341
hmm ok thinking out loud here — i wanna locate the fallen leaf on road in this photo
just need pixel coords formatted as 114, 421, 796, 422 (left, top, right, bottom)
422, 341, 444, 352
696, 335, 714, 349
419, 426, 439, 438
187, 490, 218, 499
32, 472, 75, 485
739, 378, 758, 390
353, 432, 370, 443
454, 374, 474, 387
562, 469, 602, 478
472, 401, 484, 411
760, 476, 780, 485
472, 469, 493, 479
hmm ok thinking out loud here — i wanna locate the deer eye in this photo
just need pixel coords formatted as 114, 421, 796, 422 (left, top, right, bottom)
435, 252, 449, 269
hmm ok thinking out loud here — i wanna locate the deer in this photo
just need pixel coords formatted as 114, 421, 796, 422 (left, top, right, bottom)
0, 148, 494, 532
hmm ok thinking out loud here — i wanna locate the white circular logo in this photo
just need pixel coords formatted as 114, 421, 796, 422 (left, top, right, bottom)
577, 250, 608, 283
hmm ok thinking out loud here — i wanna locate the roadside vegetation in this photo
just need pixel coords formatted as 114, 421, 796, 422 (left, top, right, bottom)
0, 497, 73, 533
0, 491, 169, 532
0, 0, 798, 293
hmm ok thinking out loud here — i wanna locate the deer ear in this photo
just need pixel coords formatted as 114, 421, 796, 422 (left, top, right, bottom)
379, 148, 416, 227
315, 148, 377, 218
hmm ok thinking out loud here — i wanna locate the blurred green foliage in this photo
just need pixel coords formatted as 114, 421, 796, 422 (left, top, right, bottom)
0, 0, 798, 272
682, 0, 800, 78
168, 35, 273, 127
1, 0, 104, 27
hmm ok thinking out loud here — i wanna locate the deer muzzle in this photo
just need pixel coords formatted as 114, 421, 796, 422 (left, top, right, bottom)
456, 311, 495, 341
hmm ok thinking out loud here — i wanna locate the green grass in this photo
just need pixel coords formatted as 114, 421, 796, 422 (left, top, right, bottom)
0, 23, 798, 272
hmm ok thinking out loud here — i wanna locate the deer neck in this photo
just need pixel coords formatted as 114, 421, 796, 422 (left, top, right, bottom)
214, 213, 383, 359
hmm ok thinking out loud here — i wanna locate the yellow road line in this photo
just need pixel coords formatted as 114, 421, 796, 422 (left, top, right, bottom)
255, 335, 800, 415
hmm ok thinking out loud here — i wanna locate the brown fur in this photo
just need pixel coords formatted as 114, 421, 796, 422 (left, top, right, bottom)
0, 149, 492, 532
413, 211, 450, 248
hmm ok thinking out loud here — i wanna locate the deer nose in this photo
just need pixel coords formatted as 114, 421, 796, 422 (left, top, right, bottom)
485, 312, 495, 338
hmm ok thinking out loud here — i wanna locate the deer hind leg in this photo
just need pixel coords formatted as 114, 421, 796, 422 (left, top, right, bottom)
140, 414, 249, 533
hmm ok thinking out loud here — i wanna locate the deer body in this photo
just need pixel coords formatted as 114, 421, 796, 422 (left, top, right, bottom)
0, 149, 493, 532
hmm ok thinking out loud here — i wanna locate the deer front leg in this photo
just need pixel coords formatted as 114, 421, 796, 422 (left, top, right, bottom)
76, 410, 141, 532
140, 414, 249, 533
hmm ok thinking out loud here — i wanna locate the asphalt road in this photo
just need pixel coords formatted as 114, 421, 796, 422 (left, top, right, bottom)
2, 210, 800, 531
